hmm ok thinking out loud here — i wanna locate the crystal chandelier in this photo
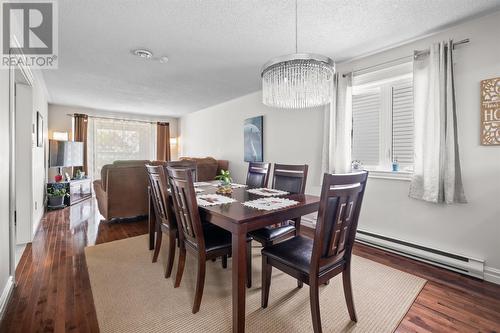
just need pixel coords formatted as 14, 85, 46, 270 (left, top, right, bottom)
261, 1, 335, 109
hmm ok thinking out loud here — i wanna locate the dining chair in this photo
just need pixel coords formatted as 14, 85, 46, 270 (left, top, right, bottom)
166, 167, 253, 313
249, 164, 309, 247
245, 162, 271, 188
145, 165, 178, 278
261, 171, 369, 333
166, 160, 198, 182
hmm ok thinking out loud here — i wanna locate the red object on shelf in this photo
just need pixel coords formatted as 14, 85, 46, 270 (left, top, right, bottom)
54, 174, 63, 182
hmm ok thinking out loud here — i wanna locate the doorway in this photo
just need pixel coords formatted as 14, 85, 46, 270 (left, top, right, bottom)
9, 60, 35, 279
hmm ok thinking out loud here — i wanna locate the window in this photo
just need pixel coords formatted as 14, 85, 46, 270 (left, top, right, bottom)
87, 118, 156, 179
351, 62, 414, 172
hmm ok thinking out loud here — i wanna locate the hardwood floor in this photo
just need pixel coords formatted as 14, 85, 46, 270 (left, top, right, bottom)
0, 200, 147, 333
2, 199, 500, 332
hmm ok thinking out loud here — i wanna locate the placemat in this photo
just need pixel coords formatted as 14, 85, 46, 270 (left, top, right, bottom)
246, 188, 289, 197
197, 194, 237, 207
243, 197, 299, 211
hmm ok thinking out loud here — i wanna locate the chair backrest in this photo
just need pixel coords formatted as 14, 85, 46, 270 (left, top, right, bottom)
167, 160, 198, 182
246, 162, 271, 188
166, 167, 205, 251
145, 165, 176, 229
271, 164, 308, 194
311, 172, 368, 274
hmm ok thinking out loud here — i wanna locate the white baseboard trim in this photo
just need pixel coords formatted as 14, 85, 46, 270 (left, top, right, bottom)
301, 216, 500, 285
484, 266, 500, 285
0, 276, 15, 322
32, 211, 44, 237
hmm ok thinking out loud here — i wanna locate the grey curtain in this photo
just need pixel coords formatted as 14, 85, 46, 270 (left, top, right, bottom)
321, 73, 353, 177
409, 40, 466, 204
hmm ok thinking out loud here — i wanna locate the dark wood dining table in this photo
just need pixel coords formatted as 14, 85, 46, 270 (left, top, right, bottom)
195, 182, 320, 333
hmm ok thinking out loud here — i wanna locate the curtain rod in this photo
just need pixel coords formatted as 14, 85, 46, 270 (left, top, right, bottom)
67, 113, 165, 125
342, 38, 469, 78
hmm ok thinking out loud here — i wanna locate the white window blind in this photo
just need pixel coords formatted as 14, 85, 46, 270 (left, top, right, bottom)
392, 82, 414, 166
352, 90, 381, 166
351, 65, 414, 171
87, 118, 156, 180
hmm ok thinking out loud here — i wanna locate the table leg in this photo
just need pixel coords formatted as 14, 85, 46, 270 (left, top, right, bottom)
232, 231, 247, 333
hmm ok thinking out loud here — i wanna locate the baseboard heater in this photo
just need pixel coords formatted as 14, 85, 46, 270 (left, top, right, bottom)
355, 229, 484, 279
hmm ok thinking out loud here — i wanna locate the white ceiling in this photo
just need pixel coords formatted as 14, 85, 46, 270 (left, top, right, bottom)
44, 0, 500, 117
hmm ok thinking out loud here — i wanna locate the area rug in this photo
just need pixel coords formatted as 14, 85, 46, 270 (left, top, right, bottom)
85, 235, 425, 332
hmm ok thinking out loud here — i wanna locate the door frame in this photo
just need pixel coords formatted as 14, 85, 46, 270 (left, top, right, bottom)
8, 37, 35, 280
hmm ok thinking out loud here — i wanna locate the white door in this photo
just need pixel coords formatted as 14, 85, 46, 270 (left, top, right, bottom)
15, 83, 33, 244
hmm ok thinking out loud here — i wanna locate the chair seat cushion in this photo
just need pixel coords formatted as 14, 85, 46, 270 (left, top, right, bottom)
202, 224, 251, 253
262, 236, 313, 274
249, 224, 296, 243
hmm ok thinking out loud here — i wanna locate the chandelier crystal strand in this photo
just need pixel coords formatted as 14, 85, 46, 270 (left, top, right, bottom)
262, 56, 334, 108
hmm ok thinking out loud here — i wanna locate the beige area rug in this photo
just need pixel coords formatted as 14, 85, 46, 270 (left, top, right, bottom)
85, 235, 426, 333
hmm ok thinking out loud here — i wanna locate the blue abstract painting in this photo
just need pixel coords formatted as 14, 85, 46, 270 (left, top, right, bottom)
244, 116, 263, 162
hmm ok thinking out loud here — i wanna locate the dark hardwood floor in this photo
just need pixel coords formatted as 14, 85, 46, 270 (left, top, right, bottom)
2, 199, 500, 332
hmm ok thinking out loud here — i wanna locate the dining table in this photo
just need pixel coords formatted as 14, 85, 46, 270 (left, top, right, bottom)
194, 181, 321, 333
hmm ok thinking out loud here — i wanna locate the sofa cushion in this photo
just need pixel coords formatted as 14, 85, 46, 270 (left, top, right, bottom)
99, 160, 151, 190
180, 157, 219, 181
113, 160, 150, 166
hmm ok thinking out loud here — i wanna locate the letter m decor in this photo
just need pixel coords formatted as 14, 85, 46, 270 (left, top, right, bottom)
480, 77, 500, 145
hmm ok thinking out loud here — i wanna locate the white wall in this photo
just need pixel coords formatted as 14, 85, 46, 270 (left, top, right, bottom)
47, 104, 180, 180
180, 11, 500, 281
180, 93, 325, 194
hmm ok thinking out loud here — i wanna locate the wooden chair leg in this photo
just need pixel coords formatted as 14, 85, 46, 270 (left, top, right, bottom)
310, 281, 322, 333
261, 255, 272, 308
221, 255, 228, 269
192, 258, 206, 314
148, 188, 155, 250
174, 244, 186, 288
148, 219, 155, 250
342, 264, 357, 322
165, 231, 176, 278
152, 225, 162, 263
246, 241, 252, 288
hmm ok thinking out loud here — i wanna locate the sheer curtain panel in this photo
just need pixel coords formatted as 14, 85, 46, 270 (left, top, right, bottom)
87, 118, 156, 180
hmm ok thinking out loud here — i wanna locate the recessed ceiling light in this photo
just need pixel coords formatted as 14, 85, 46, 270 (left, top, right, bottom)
159, 56, 169, 64
132, 49, 153, 59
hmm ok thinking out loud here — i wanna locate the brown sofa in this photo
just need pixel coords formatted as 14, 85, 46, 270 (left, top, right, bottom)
94, 158, 229, 221
179, 157, 229, 181
93, 160, 162, 221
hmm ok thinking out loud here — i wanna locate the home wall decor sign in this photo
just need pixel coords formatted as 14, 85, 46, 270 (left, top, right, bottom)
480, 77, 500, 145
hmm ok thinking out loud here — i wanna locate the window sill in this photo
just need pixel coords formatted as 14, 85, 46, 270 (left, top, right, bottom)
366, 169, 413, 181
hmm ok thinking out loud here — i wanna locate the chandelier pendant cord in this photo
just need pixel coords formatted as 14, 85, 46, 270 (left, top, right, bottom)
295, 0, 298, 53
